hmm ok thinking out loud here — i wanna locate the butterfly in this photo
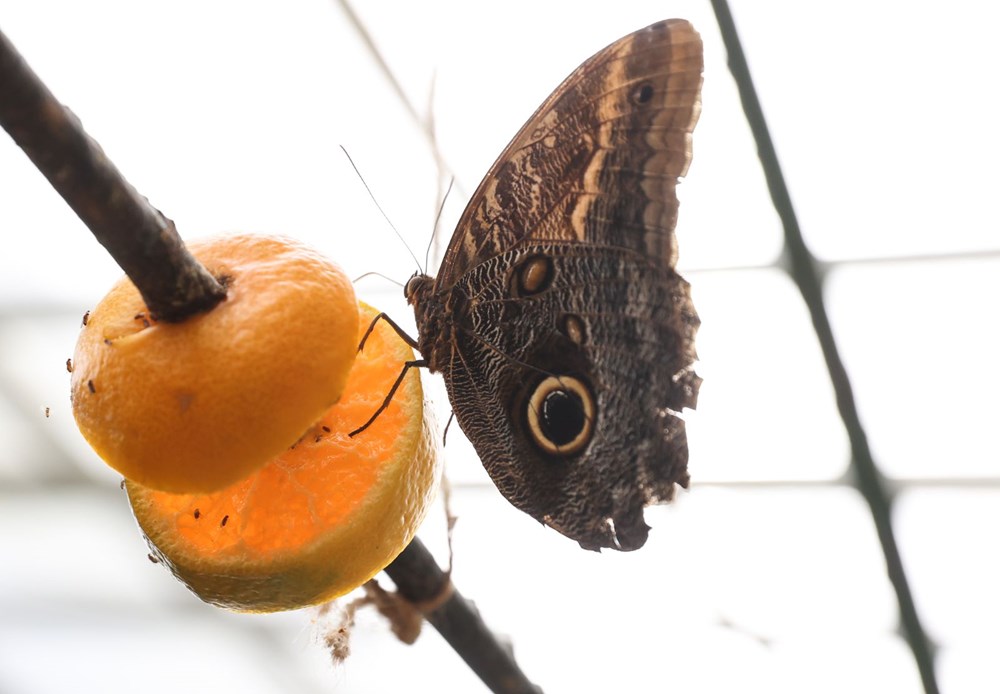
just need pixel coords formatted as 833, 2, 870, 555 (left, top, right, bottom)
358, 19, 702, 551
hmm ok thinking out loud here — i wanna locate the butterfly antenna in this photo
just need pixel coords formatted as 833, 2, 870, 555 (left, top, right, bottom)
425, 176, 455, 272
352, 271, 404, 288
340, 145, 423, 273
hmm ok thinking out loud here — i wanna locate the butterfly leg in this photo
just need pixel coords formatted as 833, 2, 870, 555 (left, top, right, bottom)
441, 411, 456, 446
358, 312, 420, 351
348, 358, 429, 437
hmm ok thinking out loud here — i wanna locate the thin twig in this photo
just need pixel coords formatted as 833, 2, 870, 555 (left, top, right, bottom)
707, 3, 940, 692
385, 539, 544, 694
0, 28, 225, 322
0, 25, 540, 693
333, 0, 468, 203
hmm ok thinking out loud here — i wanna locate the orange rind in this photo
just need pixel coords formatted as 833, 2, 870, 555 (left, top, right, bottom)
71, 233, 358, 493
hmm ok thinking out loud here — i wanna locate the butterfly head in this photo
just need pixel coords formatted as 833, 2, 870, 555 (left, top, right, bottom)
403, 273, 434, 307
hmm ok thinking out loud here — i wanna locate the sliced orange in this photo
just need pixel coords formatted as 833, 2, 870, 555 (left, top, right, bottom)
71, 233, 358, 493
126, 302, 439, 612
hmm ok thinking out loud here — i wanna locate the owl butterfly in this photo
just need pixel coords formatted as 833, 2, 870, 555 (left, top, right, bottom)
363, 19, 702, 551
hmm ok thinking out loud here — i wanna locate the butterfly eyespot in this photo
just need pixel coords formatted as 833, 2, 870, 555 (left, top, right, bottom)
632, 83, 655, 104
560, 314, 587, 345
512, 254, 554, 297
526, 376, 595, 456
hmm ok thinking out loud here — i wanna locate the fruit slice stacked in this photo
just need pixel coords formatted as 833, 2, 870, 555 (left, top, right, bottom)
71, 234, 439, 611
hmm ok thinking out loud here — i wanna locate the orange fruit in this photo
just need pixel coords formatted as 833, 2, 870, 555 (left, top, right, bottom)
126, 302, 439, 612
70, 233, 358, 493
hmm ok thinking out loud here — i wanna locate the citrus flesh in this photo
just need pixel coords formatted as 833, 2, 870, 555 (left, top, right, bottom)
127, 302, 439, 612
71, 233, 358, 493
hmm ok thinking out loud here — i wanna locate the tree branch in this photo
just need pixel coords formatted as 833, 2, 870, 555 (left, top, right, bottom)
385, 539, 543, 694
707, 3, 939, 693
0, 27, 225, 322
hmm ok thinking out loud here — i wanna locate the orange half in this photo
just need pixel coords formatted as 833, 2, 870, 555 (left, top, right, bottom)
127, 302, 439, 612
71, 233, 358, 493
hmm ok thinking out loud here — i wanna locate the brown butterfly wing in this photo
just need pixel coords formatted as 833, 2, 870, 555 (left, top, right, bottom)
434, 18, 702, 287
412, 19, 702, 551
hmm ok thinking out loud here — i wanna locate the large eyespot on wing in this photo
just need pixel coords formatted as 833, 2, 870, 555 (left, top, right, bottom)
524, 375, 596, 457
434, 19, 703, 289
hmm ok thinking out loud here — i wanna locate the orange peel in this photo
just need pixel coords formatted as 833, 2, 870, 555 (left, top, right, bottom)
71, 233, 358, 493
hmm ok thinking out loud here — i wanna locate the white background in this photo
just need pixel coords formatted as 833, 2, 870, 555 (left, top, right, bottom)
1, 1, 998, 692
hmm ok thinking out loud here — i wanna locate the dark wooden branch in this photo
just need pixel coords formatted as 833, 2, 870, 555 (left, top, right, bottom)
0, 25, 540, 694
385, 539, 543, 694
707, 3, 940, 693
0, 28, 225, 322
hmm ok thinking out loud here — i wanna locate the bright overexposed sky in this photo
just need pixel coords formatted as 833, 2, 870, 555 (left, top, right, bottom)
1, 1, 998, 692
